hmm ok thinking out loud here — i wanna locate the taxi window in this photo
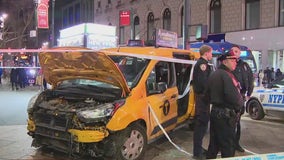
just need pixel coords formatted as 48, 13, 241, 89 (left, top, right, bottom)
175, 63, 192, 94
110, 55, 149, 88
146, 61, 175, 95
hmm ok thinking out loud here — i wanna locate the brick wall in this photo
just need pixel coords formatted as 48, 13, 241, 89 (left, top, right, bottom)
93, 0, 278, 43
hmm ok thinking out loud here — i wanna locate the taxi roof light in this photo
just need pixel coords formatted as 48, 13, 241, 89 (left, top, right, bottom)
127, 40, 144, 47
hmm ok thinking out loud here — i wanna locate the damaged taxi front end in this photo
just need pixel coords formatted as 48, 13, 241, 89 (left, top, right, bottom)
27, 47, 131, 157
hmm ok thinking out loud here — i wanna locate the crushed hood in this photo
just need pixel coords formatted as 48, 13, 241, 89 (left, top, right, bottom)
39, 47, 130, 95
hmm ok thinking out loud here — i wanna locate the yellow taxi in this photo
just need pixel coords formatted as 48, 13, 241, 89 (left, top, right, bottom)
27, 42, 197, 159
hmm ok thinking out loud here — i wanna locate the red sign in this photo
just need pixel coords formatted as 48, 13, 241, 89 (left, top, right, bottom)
119, 10, 131, 26
40, 0, 49, 5
37, 2, 49, 29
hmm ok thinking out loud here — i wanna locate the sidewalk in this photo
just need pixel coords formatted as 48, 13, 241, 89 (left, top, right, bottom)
0, 125, 37, 160
0, 78, 42, 92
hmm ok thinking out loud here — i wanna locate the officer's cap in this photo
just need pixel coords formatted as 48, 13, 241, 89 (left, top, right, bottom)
217, 50, 237, 61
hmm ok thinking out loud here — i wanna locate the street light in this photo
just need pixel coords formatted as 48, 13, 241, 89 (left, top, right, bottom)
0, 13, 8, 40
0, 14, 8, 27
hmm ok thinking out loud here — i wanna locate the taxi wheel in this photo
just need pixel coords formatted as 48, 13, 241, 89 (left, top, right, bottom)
247, 99, 265, 120
115, 124, 147, 160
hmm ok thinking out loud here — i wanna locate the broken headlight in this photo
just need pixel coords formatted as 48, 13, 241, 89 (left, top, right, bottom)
76, 103, 114, 123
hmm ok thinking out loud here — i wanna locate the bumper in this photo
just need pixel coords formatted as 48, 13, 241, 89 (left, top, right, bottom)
68, 129, 109, 143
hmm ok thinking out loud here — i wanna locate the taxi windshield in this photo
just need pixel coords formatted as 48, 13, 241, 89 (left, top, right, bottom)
110, 55, 150, 88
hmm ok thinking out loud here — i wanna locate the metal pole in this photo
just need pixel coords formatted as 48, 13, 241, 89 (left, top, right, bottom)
130, 8, 134, 39
183, 0, 190, 49
35, 2, 38, 49
51, 0, 55, 47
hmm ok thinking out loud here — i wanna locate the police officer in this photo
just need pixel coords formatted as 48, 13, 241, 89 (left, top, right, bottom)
192, 45, 213, 159
206, 50, 244, 158
231, 45, 254, 152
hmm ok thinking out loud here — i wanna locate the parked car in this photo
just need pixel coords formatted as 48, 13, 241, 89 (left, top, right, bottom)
246, 76, 284, 120
27, 46, 197, 159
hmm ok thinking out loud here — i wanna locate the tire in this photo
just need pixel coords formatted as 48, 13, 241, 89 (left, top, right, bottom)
247, 99, 265, 120
115, 124, 147, 160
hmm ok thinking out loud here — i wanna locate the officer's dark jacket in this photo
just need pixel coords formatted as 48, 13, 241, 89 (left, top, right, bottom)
232, 59, 254, 96
206, 64, 244, 112
192, 57, 212, 94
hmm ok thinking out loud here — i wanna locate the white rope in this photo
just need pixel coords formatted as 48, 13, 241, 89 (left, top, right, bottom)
148, 102, 192, 157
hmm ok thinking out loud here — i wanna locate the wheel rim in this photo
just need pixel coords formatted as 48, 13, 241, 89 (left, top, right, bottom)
121, 129, 145, 160
249, 100, 261, 119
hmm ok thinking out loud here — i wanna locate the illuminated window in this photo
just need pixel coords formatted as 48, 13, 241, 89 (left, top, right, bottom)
210, 0, 221, 33
68, 6, 74, 26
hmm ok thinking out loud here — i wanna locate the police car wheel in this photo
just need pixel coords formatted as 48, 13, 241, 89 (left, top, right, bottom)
115, 124, 147, 160
247, 99, 265, 120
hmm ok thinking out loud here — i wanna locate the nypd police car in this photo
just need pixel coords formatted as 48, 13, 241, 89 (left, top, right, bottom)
246, 76, 284, 120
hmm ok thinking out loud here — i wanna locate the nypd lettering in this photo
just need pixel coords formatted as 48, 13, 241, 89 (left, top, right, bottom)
268, 94, 284, 104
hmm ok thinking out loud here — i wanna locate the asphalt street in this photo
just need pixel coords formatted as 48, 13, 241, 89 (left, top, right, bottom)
0, 83, 39, 126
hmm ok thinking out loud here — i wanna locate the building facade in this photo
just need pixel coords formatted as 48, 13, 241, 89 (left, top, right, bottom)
90, 0, 284, 71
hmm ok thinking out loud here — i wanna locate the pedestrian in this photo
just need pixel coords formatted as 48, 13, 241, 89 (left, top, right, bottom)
192, 45, 213, 159
18, 67, 27, 89
275, 68, 282, 80
258, 69, 264, 87
264, 67, 272, 83
271, 67, 275, 81
231, 45, 254, 152
10, 68, 19, 90
206, 50, 244, 159
0, 67, 2, 85
43, 78, 47, 90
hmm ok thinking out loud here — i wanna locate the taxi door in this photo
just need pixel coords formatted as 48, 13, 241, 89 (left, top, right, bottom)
145, 61, 178, 138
